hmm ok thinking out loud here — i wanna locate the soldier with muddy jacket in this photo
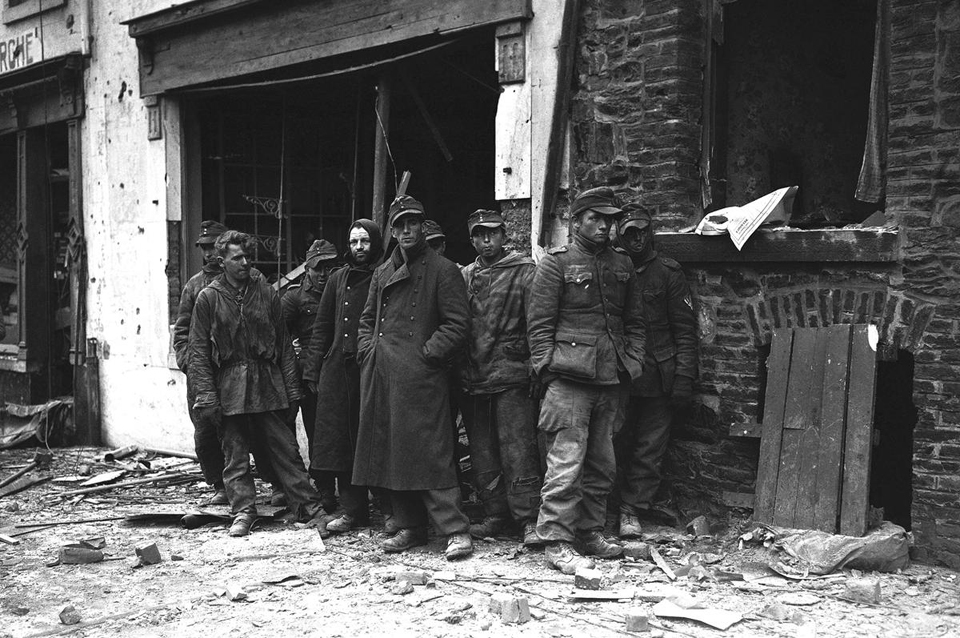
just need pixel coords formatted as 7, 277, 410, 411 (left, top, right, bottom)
281, 239, 339, 508
614, 204, 698, 538
527, 187, 647, 574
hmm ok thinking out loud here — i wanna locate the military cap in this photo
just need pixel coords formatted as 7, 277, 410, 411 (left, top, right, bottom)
467, 209, 505, 235
305, 239, 338, 268
388, 195, 425, 228
196, 220, 228, 246
618, 203, 652, 232
422, 219, 446, 242
569, 186, 622, 218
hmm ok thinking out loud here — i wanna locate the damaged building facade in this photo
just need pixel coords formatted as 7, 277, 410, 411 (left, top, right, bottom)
1, 0, 958, 565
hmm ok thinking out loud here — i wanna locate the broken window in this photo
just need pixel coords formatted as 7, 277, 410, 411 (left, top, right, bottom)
706, 0, 881, 224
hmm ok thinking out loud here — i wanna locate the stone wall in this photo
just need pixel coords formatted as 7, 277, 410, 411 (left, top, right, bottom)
887, 0, 960, 567
573, 0, 704, 229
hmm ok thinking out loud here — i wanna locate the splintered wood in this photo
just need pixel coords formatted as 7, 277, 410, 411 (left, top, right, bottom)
754, 325, 878, 535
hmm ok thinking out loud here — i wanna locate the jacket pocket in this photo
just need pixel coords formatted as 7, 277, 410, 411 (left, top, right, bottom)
549, 333, 597, 380
563, 270, 594, 307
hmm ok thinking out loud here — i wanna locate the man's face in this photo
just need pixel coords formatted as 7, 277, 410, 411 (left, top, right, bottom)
471, 226, 505, 261
349, 226, 373, 264
309, 262, 334, 287
574, 211, 611, 245
219, 243, 251, 284
200, 243, 218, 266
391, 216, 423, 250
427, 238, 446, 256
622, 225, 651, 255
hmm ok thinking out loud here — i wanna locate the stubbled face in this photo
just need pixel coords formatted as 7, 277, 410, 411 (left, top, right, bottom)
220, 243, 251, 285
392, 216, 423, 250
349, 226, 373, 264
471, 226, 506, 262
574, 211, 611, 245
622, 225, 651, 256
200, 243, 218, 266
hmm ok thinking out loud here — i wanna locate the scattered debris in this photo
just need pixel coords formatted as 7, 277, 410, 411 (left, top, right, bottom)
79, 470, 127, 487
623, 542, 651, 560
58, 545, 105, 565
135, 542, 163, 566
568, 589, 635, 601
226, 583, 248, 601
625, 608, 650, 632
59, 605, 81, 625
0, 451, 53, 488
649, 546, 676, 581
778, 591, 821, 606
652, 598, 744, 631
574, 566, 602, 590
391, 580, 414, 595
103, 445, 138, 462
0, 532, 19, 545
395, 569, 431, 585
489, 593, 530, 624
686, 515, 710, 537
80, 537, 106, 550
0, 474, 52, 499
843, 577, 881, 604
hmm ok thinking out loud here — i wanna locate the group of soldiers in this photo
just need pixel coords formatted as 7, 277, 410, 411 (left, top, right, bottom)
172, 186, 698, 574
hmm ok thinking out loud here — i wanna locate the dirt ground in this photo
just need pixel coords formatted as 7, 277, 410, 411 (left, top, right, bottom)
2, 446, 960, 638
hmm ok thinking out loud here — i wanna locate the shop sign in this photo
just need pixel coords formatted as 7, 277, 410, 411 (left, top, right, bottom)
0, 28, 42, 75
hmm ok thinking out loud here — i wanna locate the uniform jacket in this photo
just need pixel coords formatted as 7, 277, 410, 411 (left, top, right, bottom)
173, 262, 220, 373
281, 271, 328, 357
188, 271, 302, 416
459, 251, 536, 394
527, 235, 646, 385
352, 239, 469, 490
632, 251, 698, 396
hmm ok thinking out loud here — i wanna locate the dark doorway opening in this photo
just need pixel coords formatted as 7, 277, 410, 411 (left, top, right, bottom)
188, 29, 497, 277
870, 351, 917, 530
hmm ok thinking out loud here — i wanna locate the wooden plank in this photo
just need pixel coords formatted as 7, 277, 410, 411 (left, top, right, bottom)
753, 328, 794, 523
134, 0, 533, 95
773, 328, 818, 527
124, 0, 265, 37
840, 325, 878, 536
656, 230, 900, 263
812, 324, 852, 532
792, 328, 831, 529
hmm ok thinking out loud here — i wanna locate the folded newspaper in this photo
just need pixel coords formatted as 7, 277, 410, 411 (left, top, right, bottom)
695, 185, 799, 250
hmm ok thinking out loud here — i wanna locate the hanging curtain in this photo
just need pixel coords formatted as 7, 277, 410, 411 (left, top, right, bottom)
855, 0, 890, 204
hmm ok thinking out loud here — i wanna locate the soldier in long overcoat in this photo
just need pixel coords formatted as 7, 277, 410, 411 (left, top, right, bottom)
353, 195, 473, 560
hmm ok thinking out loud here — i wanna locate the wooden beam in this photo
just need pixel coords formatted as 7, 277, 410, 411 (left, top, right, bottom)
839, 325, 878, 536
537, 0, 580, 246
812, 324, 852, 533
753, 328, 793, 524
128, 0, 533, 96
656, 229, 900, 263
124, 0, 265, 38
371, 73, 392, 231
401, 72, 453, 163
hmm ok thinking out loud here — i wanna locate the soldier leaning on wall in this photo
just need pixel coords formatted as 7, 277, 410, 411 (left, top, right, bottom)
613, 204, 699, 537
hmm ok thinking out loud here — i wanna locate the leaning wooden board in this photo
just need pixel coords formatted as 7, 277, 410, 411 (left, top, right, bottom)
753, 325, 878, 535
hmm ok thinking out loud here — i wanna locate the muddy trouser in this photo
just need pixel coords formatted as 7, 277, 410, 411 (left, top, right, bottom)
390, 488, 469, 536
616, 395, 672, 514
536, 378, 629, 543
460, 387, 543, 523
187, 375, 280, 489
219, 409, 323, 520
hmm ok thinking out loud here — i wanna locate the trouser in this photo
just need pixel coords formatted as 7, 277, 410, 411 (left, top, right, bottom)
536, 378, 629, 543
460, 387, 543, 523
337, 472, 372, 521
220, 409, 323, 520
390, 487, 470, 536
616, 395, 673, 514
187, 380, 279, 488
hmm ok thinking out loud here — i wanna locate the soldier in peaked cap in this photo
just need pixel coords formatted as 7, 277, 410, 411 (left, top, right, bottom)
173, 220, 281, 506
281, 239, 340, 512
527, 186, 647, 573
353, 195, 474, 560
422, 219, 447, 257
614, 203, 698, 537
459, 209, 543, 546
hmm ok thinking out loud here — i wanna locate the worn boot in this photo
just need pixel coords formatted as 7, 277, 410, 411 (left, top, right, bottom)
269, 484, 287, 507
445, 533, 474, 560
619, 512, 643, 539
381, 514, 400, 538
229, 512, 257, 537
326, 513, 360, 534
545, 541, 595, 574
577, 531, 623, 559
205, 487, 229, 507
521, 521, 542, 547
469, 515, 510, 539
381, 527, 429, 553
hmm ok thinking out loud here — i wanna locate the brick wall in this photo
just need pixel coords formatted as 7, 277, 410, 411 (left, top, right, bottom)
887, 0, 960, 567
573, 0, 704, 228
569, 0, 960, 565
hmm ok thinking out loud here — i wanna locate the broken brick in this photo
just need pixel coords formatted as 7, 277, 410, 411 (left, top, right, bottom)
59, 605, 81, 625
574, 567, 603, 590
625, 608, 650, 632
135, 542, 162, 566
